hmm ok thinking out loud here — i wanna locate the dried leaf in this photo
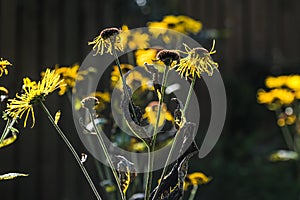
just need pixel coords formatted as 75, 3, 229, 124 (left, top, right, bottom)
121, 85, 150, 139
144, 63, 160, 93
171, 98, 184, 130
0, 173, 28, 181
150, 122, 199, 200
0, 133, 17, 149
113, 155, 137, 195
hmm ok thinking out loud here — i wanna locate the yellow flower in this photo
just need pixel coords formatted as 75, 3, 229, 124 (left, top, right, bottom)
257, 88, 295, 106
272, 88, 294, 105
176, 41, 218, 79
147, 22, 168, 38
135, 49, 159, 66
52, 64, 83, 95
0, 58, 12, 77
257, 89, 274, 104
176, 15, 202, 34
148, 15, 202, 37
88, 27, 123, 55
163, 15, 202, 34
184, 172, 211, 190
286, 75, 300, 91
120, 25, 150, 50
5, 69, 63, 127
143, 101, 173, 127
265, 76, 287, 88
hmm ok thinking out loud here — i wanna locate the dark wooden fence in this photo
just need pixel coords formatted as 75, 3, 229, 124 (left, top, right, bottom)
0, 0, 299, 199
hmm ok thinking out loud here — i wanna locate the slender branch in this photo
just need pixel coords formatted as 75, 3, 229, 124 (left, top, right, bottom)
145, 65, 170, 200
39, 102, 102, 200
88, 111, 126, 200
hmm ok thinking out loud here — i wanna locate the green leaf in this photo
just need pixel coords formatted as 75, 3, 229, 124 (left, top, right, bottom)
0, 173, 29, 181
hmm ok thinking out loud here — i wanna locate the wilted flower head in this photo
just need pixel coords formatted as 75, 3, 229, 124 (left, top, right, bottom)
176, 41, 218, 79
156, 50, 180, 66
88, 27, 123, 55
81, 96, 99, 112
5, 69, 63, 127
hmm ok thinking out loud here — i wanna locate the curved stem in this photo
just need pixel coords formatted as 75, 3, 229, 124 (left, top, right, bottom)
39, 102, 102, 200
152, 76, 196, 200
145, 65, 170, 200
88, 112, 126, 200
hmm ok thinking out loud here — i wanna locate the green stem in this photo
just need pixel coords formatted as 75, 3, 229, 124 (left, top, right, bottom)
188, 185, 198, 200
183, 76, 196, 114
152, 76, 196, 200
88, 112, 126, 200
39, 102, 102, 200
145, 65, 170, 200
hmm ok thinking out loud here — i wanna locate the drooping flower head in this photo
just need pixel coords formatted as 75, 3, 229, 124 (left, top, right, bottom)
156, 50, 180, 66
81, 96, 99, 112
5, 69, 63, 127
176, 40, 218, 79
88, 27, 123, 55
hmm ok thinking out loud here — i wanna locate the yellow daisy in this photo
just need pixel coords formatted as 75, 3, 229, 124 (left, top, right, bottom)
176, 41, 218, 79
5, 69, 63, 127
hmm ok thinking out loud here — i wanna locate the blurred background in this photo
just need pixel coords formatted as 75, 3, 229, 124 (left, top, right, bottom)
0, 0, 300, 199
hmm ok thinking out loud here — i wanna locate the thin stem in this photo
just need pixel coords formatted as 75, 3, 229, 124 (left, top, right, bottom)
39, 102, 102, 200
188, 185, 198, 200
88, 111, 126, 200
152, 75, 196, 200
145, 65, 170, 200
183, 76, 196, 114
112, 47, 138, 123
0, 118, 17, 144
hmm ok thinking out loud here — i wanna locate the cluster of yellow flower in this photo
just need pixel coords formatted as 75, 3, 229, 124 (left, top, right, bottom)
148, 15, 202, 36
257, 75, 300, 108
